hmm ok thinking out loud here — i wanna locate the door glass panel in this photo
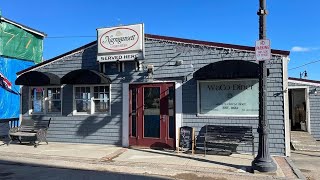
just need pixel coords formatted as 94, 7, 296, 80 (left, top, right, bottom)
131, 88, 137, 137
168, 86, 175, 139
31, 87, 44, 113
144, 87, 160, 138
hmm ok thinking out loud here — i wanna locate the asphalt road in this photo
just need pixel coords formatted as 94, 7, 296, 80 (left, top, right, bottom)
0, 159, 169, 180
290, 150, 320, 180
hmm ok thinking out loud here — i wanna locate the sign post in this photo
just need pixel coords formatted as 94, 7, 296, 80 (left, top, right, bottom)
252, 0, 277, 172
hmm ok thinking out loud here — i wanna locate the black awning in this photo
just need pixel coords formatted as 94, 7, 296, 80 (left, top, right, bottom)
15, 71, 61, 86
193, 60, 259, 80
61, 69, 111, 85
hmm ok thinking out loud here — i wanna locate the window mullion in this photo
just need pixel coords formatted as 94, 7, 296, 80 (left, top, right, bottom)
44, 88, 47, 114
91, 86, 94, 114
29, 87, 32, 114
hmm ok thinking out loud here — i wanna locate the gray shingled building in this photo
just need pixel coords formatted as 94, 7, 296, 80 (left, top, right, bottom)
16, 31, 294, 156
287, 78, 320, 138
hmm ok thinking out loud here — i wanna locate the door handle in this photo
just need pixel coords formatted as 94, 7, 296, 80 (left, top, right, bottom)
162, 115, 167, 122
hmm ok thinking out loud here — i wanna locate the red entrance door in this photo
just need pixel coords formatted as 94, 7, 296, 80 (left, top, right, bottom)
129, 83, 175, 149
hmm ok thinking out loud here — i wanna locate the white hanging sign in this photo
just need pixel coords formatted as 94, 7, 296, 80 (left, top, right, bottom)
97, 24, 144, 62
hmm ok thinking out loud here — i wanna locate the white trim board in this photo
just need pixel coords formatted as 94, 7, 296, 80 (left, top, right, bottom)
0, 17, 46, 37
282, 56, 290, 157
288, 86, 309, 89
175, 82, 183, 149
288, 79, 320, 87
122, 83, 129, 147
305, 87, 311, 133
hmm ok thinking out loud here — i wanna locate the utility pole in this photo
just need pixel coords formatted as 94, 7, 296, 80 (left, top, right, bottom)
252, 0, 277, 172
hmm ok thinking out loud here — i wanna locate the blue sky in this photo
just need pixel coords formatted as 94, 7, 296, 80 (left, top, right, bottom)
1, 0, 319, 79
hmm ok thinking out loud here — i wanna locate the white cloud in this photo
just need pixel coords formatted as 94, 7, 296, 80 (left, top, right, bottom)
291, 46, 320, 52
291, 46, 311, 52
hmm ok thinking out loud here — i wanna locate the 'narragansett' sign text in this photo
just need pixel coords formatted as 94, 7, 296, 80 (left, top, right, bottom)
97, 24, 144, 62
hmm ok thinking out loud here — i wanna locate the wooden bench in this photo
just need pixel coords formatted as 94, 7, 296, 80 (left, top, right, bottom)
204, 125, 254, 156
8, 118, 51, 147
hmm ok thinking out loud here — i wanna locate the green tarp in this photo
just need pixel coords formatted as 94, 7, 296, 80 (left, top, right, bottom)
0, 21, 43, 63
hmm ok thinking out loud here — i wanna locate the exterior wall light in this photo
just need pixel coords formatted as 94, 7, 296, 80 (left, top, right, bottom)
147, 64, 154, 74
175, 60, 183, 66
310, 88, 317, 95
146, 64, 154, 81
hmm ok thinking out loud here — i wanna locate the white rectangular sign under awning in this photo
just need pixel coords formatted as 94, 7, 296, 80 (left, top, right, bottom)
97, 24, 144, 62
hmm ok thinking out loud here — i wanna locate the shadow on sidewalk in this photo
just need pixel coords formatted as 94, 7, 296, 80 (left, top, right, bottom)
131, 148, 253, 173
0, 158, 168, 180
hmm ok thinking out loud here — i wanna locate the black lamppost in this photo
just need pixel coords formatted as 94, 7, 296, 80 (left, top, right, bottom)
251, 0, 277, 172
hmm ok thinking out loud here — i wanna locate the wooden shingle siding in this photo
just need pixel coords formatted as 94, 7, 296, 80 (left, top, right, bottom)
21, 44, 122, 145
144, 38, 285, 155
20, 37, 286, 155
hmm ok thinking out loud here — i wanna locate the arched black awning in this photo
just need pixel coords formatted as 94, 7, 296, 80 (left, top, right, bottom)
193, 60, 259, 80
61, 69, 111, 84
15, 71, 61, 86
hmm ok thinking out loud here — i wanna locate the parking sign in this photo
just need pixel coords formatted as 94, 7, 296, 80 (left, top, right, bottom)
255, 39, 271, 61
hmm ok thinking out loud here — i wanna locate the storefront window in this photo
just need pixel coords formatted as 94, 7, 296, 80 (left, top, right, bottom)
30, 87, 61, 114
75, 87, 91, 113
198, 79, 259, 116
47, 88, 61, 113
93, 86, 110, 113
73, 85, 111, 115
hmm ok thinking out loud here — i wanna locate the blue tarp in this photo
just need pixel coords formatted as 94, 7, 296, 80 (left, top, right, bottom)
0, 57, 34, 120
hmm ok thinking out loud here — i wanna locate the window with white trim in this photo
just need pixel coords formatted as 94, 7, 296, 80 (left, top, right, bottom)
75, 87, 91, 113
93, 86, 110, 113
30, 87, 62, 114
73, 85, 110, 115
47, 87, 62, 113
198, 79, 259, 116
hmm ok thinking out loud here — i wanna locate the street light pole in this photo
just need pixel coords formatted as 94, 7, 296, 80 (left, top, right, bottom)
252, 0, 277, 172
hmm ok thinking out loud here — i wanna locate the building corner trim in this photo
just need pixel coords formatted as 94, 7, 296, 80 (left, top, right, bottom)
122, 83, 129, 147
283, 56, 291, 156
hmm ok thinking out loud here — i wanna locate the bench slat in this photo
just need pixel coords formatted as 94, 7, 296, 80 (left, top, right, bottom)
203, 125, 254, 156
9, 132, 37, 137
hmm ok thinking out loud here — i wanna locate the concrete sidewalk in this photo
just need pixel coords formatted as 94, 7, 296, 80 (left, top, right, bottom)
0, 141, 299, 179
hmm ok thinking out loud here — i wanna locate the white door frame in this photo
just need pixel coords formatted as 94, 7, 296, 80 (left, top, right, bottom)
122, 81, 183, 148
288, 86, 310, 133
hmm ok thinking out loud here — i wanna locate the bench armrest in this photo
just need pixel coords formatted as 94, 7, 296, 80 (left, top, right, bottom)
9, 127, 19, 133
36, 128, 48, 142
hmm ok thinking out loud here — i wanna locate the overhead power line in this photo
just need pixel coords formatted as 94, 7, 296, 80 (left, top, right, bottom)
45, 35, 95, 39
0, 35, 96, 39
288, 59, 320, 71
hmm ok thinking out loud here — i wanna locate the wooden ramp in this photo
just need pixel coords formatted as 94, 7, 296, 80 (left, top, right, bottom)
291, 131, 320, 152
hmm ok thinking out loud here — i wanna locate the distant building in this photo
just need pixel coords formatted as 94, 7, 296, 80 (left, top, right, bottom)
0, 15, 46, 135
287, 78, 320, 137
